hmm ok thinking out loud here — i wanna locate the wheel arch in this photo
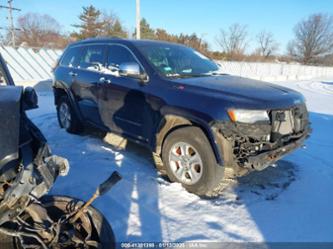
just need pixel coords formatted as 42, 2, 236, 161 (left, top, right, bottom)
154, 113, 223, 165
53, 85, 83, 123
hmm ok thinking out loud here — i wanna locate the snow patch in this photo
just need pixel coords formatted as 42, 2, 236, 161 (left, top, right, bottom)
27, 79, 333, 243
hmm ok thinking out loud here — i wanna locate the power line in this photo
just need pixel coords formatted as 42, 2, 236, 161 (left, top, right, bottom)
0, 0, 21, 47
0, 3, 21, 11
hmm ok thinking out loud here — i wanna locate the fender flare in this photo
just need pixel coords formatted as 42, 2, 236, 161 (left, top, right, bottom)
154, 112, 224, 166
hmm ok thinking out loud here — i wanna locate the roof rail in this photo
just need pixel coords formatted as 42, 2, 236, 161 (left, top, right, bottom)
79, 36, 124, 42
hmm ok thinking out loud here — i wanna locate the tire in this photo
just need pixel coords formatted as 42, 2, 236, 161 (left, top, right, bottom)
15, 195, 115, 249
56, 96, 83, 134
162, 126, 233, 197
0, 232, 17, 249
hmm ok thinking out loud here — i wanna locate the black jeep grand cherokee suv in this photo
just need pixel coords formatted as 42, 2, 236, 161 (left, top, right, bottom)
53, 38, 310, 197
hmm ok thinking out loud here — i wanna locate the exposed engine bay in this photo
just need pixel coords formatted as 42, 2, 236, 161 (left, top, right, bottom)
215, 104, 310, 173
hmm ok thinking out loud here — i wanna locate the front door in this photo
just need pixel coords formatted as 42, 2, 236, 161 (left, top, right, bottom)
96, 44, 149, 141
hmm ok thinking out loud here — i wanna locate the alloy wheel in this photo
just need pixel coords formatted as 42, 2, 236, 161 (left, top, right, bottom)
168, 142, 203, 185
59, 102, 71, 129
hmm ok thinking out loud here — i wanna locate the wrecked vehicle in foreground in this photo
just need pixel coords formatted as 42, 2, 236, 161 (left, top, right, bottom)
0, 54, 120, 248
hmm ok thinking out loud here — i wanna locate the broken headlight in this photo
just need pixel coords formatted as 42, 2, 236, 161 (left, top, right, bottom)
228, 109, 269, 124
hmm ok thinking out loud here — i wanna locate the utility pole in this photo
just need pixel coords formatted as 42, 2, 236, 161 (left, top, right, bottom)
136, 0, 141, 39
8, 0, 16, 46
0, 0, 21, 47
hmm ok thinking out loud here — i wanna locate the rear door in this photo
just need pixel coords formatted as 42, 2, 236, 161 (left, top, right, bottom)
72, 44, 108, 126
54, 45, 82, 92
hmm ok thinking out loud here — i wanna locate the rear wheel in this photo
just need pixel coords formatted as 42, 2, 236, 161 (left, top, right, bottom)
162, 126, 233, 197
57, 96, 83, 134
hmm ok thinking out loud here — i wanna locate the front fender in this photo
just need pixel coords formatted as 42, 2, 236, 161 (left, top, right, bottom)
156, 106, 224, 166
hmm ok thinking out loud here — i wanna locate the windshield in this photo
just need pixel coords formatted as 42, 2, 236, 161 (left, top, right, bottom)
136, 43, 219, 78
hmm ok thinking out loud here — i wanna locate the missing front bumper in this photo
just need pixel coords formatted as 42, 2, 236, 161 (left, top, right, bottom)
244, 133, 308, 171
213, 120, 310, 174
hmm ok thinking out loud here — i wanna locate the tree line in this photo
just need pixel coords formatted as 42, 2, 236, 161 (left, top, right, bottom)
2, 5, 333, 66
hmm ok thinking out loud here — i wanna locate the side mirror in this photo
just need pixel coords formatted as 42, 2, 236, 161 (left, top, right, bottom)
119, 62, 148, 83
23, 87, 38, 110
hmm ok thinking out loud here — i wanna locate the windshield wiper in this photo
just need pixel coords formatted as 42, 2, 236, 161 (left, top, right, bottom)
165, 71, 226, 79
166, 73, 212, 78
206, 71, 226, 76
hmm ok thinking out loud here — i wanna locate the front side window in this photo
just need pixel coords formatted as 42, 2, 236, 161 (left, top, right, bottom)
78, 45, 106, 72
105, 45, 142, 76
136, 43, 219, 78
107, 45, 137, 67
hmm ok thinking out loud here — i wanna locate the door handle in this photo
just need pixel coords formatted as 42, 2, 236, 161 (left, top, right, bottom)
69, 71, 77, 77
99, 77, 111, 84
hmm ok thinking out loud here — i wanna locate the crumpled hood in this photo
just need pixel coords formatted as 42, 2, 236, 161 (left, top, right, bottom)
171, 75, 305, 109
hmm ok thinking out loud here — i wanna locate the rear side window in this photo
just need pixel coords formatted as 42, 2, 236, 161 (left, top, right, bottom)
78, 45, 106, 71
60, 46, 81, 68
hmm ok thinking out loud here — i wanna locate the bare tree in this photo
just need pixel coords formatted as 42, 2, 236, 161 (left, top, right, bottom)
216, 23, 248, 59
100, 11, 128, 38
100, 11, 117, 33
288, 13, 333, 64
15, 13, 68, 48
256, 31, 279, 58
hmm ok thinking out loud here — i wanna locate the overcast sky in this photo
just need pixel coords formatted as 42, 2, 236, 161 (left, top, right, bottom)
0, 0, 332, 52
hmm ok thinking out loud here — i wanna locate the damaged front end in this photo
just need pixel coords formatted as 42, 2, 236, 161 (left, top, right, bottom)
214, 104, 311, 173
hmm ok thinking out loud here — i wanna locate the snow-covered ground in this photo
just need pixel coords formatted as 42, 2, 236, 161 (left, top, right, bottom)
28, 78, 333, 245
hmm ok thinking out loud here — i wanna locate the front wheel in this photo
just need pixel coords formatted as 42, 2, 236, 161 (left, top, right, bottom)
162, 126, 233, 197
